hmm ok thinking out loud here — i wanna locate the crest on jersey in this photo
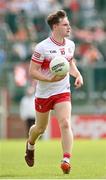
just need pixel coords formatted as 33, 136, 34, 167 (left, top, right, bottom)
60, 48, 65, 55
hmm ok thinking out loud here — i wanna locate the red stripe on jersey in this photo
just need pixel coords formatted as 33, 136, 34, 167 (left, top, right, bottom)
50, 36, 65, 46
32, 58, 51, 69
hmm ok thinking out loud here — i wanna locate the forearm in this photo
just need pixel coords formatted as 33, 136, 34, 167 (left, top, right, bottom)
69, 59, 81, 78
29, 69, 48, 81
29, 61, 68, 83
69, 59, 83, 88
29, 61, 50, 81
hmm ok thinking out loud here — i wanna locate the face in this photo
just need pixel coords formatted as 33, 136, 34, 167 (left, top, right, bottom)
54, 17, 71, 37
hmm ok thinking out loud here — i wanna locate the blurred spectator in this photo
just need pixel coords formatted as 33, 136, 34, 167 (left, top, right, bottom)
16, 9, 37, 41
79, 0, 98, 28
12, 43, 27, 61
81, 43, 104, 65
32, 0, 62, 42
0, 0, 7, 14
69, 0, 80, 25
62, 0, 80, 26
32, 0, 62, 16
48, 0, 62, 13
0, 13, 13, 42
5, 9, 19, 34
90, 26, 106, 44
0, 48, 6, 63
98, 35, 106, 61
0, 48, 7, 75
7, 0, 34, 14
95, 0, 106, 12
19, 86, 35, 136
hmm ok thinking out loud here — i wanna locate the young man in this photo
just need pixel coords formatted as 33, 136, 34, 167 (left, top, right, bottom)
25, 10, 83, 174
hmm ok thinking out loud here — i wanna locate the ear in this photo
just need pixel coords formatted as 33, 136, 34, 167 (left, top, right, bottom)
53, 24, 57, 30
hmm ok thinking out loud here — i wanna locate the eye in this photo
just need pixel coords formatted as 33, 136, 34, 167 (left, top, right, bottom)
63, 24, 70, 27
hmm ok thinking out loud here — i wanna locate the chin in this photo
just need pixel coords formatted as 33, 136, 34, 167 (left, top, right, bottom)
66, 32, 70, 36
65, 34, 70, 37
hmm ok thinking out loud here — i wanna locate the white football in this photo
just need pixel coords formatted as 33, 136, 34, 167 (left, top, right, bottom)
50, 56, 69, 76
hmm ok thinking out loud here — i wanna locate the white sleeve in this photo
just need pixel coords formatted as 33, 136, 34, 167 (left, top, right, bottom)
31, 43, 44, 64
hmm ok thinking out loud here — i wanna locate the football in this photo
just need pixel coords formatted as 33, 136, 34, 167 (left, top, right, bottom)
50, 56, 69, 76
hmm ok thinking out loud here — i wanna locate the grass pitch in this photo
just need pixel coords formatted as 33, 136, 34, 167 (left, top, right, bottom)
0, 139, 106, 179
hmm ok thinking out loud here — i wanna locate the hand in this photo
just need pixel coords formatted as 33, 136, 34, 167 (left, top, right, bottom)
74, 75, 83, 89
47, 74, 66, 82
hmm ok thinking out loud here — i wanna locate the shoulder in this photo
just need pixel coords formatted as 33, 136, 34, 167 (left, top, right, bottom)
65, 38, 75, 48
34, 38, 50, 50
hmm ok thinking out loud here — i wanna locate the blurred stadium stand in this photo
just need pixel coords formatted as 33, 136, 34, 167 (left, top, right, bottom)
0, 0, 106, 139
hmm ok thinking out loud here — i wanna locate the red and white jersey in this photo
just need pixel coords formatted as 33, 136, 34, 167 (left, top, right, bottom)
31, 37, 75, 98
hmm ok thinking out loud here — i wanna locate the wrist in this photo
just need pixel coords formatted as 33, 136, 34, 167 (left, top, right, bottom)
76, 72, 81, 78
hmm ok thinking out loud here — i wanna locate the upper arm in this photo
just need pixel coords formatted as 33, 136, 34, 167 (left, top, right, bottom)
29, 43, 44, 75
31, 43, 44, 64
29, 61, 41, 75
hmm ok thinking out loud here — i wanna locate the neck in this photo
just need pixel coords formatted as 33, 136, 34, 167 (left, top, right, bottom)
51, 32, 64, 44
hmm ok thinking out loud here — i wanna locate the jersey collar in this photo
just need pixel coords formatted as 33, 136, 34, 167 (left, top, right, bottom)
50, 36, 65, 46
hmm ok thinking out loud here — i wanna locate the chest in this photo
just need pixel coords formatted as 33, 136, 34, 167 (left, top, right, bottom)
44, 46, 74, 61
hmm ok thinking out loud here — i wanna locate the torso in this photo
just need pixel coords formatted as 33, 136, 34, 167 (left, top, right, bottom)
31, 37, 75, 98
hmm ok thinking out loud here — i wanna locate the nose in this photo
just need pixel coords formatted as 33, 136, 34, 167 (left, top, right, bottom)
69, 25, 71, 29
67, 24, 71, 30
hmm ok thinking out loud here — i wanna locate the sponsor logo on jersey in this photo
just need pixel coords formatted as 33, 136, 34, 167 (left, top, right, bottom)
50, 50, 57, 53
